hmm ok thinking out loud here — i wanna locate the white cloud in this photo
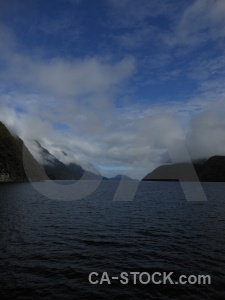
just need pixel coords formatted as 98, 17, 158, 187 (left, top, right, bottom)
6, 54, 135, 98
167, 0, 225, 47
187, 110, 225, 159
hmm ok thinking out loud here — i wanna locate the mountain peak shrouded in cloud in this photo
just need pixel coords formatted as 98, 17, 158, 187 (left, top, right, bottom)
34, 140, 104, 180
34, 140, 82, 180
1, 0, 225, 179
0, 121, 105, 182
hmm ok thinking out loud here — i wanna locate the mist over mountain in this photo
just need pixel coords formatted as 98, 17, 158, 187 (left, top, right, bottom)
35, 140, 106, 180
35, 141, 77, 180
0, 122, 107, 182
1, 120, 225, 183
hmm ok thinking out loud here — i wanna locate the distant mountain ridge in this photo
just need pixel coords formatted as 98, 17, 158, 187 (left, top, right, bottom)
109, 174, 137, 181
142, 156, 225, 182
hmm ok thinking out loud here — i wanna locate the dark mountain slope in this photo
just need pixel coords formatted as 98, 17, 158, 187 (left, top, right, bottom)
35, 141, 76, 180
0, 122, 46, 182
142, 156, 225, 182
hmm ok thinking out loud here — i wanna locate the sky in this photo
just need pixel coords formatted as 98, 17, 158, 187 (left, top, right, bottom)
1, 0, 225, 179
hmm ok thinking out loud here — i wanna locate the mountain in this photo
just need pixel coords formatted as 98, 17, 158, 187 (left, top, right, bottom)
35, 141, 76, 180
4, 117, 225, 183
142, 156, 225, 182
67, 162, 106, 180
109, 174, 137, 181
0, 121, 105, 182
197, 156, 225, 181
0, 122, 47, 182
35, 141, 106, 180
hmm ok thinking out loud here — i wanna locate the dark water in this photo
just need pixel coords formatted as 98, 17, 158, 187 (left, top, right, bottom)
0, 181, 225, 299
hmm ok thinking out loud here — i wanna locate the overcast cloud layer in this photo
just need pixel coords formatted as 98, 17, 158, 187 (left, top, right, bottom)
1, 0, 225, 179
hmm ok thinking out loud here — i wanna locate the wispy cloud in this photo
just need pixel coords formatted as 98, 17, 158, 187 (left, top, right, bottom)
166, 0, 225, 47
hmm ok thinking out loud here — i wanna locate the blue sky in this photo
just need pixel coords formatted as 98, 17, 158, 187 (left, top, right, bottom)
1, 0, 225, 179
